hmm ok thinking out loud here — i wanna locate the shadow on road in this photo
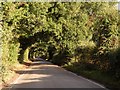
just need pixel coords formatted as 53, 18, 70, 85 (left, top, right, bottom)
2, 61, 107, 89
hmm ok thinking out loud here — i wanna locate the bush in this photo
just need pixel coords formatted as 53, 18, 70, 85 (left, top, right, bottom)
108, 48, 120, 79
52, 48, 72, 66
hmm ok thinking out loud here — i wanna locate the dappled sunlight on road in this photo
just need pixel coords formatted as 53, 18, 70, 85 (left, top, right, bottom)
4, 61, 106, 89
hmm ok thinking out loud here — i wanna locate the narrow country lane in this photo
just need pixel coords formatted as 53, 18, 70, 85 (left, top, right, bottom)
3, 60, 107, 89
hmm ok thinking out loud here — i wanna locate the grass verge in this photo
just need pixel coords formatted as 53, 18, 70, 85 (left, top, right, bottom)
1, 60, 32, 89
63, 64, 120, 90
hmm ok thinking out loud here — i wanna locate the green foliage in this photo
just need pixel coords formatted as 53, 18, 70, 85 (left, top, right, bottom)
1, 2, 119, 85
108, 48, 120, 78
52, 47, 72, 66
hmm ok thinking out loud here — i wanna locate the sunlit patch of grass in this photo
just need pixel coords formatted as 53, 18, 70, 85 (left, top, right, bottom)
2, 70, 15, 83
1, 60, 31, 84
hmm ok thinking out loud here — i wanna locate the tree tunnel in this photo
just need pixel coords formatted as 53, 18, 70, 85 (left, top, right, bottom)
13, 2, 78, 64
1, 2, 120, 83
28, 43, 49, 61
18, 30, 58, 63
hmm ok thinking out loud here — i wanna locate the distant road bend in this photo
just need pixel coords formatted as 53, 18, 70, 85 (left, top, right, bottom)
4, 59, 107, 89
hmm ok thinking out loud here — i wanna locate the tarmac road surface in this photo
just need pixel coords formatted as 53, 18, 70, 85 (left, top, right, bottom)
3, 60, 107, 90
